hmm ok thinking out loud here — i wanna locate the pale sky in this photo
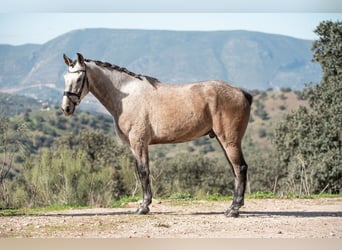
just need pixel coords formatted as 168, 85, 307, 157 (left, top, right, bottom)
1, 13, 342, 45
0, 1, 341, 45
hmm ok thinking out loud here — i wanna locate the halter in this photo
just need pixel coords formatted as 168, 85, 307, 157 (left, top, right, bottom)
63, 66, 88, 106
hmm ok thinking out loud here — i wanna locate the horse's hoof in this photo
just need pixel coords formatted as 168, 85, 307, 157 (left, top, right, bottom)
225, 209, 239, 218
136, 206, 150, 215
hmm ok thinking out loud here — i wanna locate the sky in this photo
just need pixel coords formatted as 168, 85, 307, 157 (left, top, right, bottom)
0, 1, 341, 45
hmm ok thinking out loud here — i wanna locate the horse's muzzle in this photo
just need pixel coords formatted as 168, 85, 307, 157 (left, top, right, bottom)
61, 96, 75, 116
61, 106, 69, 115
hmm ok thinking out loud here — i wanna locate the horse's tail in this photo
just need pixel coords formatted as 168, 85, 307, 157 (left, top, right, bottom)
241, 89, 253, 106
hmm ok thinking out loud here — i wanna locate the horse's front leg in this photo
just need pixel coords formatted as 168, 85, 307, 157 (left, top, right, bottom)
130, 140, 152, 215
135, 158, 152, 214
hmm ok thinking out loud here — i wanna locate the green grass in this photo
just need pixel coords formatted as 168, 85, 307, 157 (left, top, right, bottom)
204, 192, 342, 201
109, 196, 141, 208
1, 193, 340, 216
202, 193, 232, 201
169, 193, 194, 200
246, 191, 276, 199
0, 205, 88, 216
282, 193, 342, 199
247, 192, 342, 199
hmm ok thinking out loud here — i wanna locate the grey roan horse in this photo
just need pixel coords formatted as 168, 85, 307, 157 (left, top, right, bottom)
61, 53, 252, 217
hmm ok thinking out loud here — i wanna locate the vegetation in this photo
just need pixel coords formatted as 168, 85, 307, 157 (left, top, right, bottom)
273, 21, 342, 195
0, 21, 341, 210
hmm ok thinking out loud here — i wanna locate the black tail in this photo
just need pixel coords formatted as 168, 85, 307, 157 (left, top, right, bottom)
241, 89, 253, 106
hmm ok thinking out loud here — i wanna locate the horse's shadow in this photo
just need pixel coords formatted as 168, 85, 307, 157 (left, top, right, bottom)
5, 210, 340, 218
191, 210, 342, 218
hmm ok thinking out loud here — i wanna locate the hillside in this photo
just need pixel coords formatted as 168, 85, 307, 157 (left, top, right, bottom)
1, 89, 307, 169
0, 92, 42, 116
4, 106, 115, 155
0, 29, 321, 103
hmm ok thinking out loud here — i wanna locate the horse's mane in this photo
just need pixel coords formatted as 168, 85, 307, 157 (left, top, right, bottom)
85, 59, 160, 87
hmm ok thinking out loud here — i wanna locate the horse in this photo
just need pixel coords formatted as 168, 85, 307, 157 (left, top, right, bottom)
61, 53, 253, 217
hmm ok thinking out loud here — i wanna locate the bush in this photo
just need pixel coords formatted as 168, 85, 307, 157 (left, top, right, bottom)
3, 130, 136, 208
280, 87, 292, 93
254, 100, 269, 120
151, 155, 233, 198
258, 128, 267, 138
278, 105, 287, 111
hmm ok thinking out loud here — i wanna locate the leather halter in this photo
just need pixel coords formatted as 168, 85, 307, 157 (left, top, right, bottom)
63, 66, 88, 106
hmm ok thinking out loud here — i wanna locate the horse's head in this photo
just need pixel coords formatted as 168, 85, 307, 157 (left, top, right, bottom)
61, 53, 89, 116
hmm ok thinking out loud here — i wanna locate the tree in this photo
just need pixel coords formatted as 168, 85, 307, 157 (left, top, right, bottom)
273, 21, 342, 194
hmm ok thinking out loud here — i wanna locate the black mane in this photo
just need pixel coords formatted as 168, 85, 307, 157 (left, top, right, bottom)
85, 59, 160, 87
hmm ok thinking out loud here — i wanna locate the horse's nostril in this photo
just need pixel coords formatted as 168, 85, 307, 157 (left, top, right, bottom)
65, 106, 70, 113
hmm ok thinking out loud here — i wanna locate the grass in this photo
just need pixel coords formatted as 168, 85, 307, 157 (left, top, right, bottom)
109, 196, 141, 208
154, 222, 171, 228
282, 193, 342, 199
203, 193, 232, 201
1, 193, 341, 216
201, 192, 342, 201
246, 191, 276, 199
0, 205, 88, 217
169, 193, 194, 200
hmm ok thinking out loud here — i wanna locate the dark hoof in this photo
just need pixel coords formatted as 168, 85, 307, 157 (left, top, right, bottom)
225, 209, 240, 218
136, 206, 150, 215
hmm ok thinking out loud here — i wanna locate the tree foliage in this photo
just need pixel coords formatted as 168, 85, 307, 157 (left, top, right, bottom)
273, 21, 342, 194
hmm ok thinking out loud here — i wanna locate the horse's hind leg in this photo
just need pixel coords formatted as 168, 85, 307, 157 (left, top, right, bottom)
216, 137, 248, 217
226, 144, 248, 217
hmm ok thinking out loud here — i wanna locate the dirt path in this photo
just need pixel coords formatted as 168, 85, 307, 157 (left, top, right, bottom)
1, 198, 341, 238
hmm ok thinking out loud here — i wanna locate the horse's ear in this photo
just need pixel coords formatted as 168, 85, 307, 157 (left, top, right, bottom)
63, 54, 72, 66
76, 53, 85, 66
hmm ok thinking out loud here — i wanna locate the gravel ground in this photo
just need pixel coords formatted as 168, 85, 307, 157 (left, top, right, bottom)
0, 198, 341, 238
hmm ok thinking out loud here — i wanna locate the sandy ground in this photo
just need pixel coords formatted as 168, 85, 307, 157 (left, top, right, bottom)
0, 198, 341, 238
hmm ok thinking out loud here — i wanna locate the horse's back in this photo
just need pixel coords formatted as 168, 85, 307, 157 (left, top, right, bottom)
147, 80, 251, 144
152, 80, 251, 116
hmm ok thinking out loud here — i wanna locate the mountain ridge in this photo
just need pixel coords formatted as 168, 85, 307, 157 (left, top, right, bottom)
0, 28, 322, 102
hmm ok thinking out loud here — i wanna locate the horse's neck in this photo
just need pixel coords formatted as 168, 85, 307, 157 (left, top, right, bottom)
87, 64, 127, 117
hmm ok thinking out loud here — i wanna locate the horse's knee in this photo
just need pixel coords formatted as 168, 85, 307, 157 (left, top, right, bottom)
239, 163, 248, 177
136, 162, 149, 178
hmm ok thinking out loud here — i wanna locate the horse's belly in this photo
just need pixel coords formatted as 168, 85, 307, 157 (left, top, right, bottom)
150, 111, 212, 144
148, 83, 218, 144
